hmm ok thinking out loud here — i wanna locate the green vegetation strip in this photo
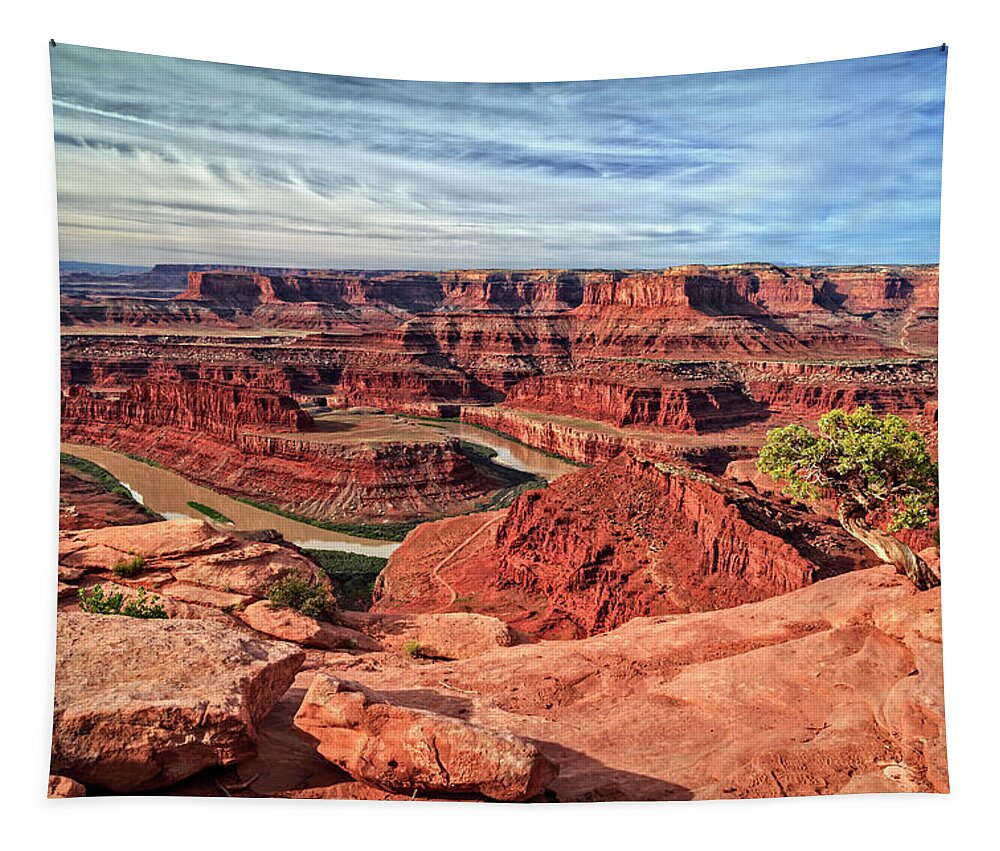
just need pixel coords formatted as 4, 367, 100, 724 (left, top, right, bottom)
123, 452, 163, 468
456, 439, 498, 462
186, 501, 234, 524
60, 452, 163, 519
304, 549, 387, 611
60, 453, 134, 498
479, 477, 547, 510
232, 496, 417, 541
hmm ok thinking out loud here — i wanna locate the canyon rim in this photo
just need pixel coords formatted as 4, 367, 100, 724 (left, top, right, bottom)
48, 43, 948, 802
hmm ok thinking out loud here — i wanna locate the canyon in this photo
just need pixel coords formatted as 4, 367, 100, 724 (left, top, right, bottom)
53, 261, 943, 801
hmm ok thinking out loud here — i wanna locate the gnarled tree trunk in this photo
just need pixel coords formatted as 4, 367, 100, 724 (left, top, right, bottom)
838, 503, 940, 590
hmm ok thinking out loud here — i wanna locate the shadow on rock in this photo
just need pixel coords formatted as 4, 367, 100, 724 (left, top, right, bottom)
525, 739, 693, 802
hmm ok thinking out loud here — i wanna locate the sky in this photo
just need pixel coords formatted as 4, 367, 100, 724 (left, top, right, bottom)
50, 45, 947, 269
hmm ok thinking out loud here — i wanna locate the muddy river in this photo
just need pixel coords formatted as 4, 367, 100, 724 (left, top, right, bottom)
61, 426, 571, 556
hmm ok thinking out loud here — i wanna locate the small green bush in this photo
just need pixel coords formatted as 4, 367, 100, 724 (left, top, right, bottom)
402, 639, 422, 658
78, 585, 167, 619
266, 573, 336, 622
111, 553, 146, 578
304, 549, 387, 611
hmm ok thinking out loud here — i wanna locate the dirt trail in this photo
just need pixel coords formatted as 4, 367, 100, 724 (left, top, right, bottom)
431, 515, 504, 612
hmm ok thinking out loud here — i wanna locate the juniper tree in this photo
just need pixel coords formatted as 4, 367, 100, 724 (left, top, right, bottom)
757, 406, 939, 590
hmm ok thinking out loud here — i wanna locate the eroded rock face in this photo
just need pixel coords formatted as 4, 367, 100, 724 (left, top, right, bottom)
62, 415, 493, 525
62, 378, 312, 441
51, 613, 304, 792
376, 455, 874, 638
293, 675, 558, 801
504, 371, 768, 432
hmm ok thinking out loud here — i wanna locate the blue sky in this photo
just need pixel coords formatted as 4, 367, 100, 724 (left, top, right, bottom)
50, 45, 947, 269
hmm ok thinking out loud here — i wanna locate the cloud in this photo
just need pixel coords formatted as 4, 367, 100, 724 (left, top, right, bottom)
50, 44, 947, 268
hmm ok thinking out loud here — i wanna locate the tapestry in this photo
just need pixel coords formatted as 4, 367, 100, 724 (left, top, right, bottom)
49, 43, 947, 802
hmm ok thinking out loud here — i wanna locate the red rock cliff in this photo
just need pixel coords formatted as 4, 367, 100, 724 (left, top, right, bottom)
62, 379, 312, 441
491, 455, 851, 637
504, 371, 768, 432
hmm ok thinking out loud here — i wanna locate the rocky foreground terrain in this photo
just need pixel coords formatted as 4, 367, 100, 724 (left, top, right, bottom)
52, 263, 944, 800
50, 515, 945, 800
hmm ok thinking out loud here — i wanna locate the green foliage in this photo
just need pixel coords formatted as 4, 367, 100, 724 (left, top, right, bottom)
59, 453, 133, 499
402, 639, 422, 658
233, 497, 418, 541
78, 584, 167, 619
457, 440, 499, 462
483, 477, 547, 510
123, 453, 163, 469
267, 573, 337, 622
121, 588, 167, 619
186, 501, 233, 524
757, 406, 938, 531
111, 553, 146, 578
304, 549, 387, 611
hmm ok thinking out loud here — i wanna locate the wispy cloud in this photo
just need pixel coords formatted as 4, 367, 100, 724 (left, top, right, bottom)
50, 44, 947, 268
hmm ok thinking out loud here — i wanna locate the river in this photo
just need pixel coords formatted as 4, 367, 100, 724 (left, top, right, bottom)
61, 426, 571, 557
61, 442, 401, 557
412, 420, 577, 480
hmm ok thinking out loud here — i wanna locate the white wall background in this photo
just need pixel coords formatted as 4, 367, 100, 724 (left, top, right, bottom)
2, 2, 995, 848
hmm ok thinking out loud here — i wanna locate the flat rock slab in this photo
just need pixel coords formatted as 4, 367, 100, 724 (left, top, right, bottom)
59, 518, 231, 564
340, 610, 516, 659
240, 602, 379, 651
160, 581, 254, 610
52, 612, 304, 793
294, 675, 558, 802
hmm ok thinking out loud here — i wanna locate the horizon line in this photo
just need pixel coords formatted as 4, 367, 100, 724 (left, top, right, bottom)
60, 259, 942, 272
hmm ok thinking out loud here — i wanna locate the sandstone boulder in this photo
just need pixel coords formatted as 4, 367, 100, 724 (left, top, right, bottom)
159, 581, 254, 611
48, 775, 86, 798
52, 612, 304, 792
170, 541, 330, 597
340, 610, 517, 659
294, 675, 558, 801
240, 601, 379, 651
62, 517, 230, 560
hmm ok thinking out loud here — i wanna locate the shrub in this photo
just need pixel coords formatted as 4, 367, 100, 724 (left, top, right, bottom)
266, 573, 336, 622
402, 639, 422, 658
78, 585, 167, 619
111, 553, 146, 578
